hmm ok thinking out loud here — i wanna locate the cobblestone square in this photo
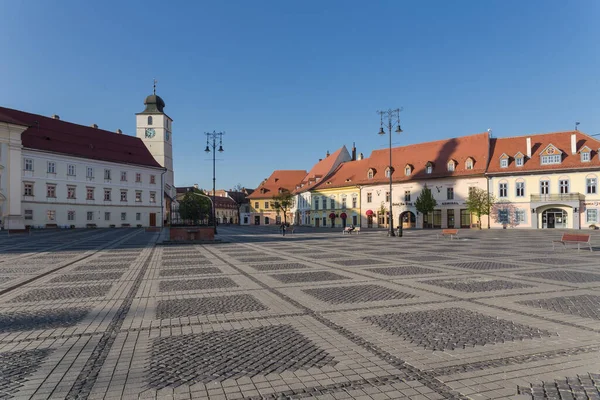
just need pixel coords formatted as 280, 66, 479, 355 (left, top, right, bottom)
0, 228, 599, 400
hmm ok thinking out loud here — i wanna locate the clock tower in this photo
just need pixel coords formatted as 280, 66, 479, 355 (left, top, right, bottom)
136, 91, 175, 200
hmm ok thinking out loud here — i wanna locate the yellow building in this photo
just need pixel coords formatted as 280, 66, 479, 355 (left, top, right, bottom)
310, 160, 366, 228
247, 170, 306, 226
487, 131, 600, 229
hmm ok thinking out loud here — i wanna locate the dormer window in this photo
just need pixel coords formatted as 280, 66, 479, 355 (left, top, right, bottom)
540, 144, 562, 165
516, 157, 523, 167
367, 168, 375, 179
404, 165, 412, 176
425, 162, 433, 174
385, 167, 393, 178
465, 158, 474, 170
580, 146, 592, 162
447, 160, 456, 172
500, 159, 508, 168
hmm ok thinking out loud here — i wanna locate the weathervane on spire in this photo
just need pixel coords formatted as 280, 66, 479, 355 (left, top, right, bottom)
153, 78, 157, 95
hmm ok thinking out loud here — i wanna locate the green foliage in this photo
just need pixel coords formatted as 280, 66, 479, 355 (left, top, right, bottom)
466, 187, 496, 229
415, 186, 437, 215
178, 190, 211, 225
272, 189, 293, 224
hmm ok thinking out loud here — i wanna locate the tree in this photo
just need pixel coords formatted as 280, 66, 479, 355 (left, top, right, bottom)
178, 189, 211, 225
466, 187, 496, 229
233, 183, 244, 192
378, 202, 388, 226
415, 185, 437, 228
272, 189, 294, 225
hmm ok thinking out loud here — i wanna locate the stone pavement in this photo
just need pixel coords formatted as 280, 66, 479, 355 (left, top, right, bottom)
0, 227, 599, 399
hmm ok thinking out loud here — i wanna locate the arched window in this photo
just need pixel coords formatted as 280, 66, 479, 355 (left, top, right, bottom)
426, 162, 433, 174
447, 160, 456, 172
148, 116, 153, 125
465, 158, 474, 170
367, 169, 374, 179
405, 165, 412, 176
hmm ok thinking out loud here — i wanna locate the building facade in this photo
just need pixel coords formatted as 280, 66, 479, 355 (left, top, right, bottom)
487, 131, 600, 229
247, 170, 307, 225
0, 93, 170, 230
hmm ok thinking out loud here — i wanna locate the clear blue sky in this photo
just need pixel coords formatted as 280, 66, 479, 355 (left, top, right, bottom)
1, 1, 599, 190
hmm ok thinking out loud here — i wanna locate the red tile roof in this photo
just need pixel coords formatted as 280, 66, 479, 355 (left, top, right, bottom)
0, 106, 163, 168
316, 132, 489, 189
247, 170, 307, 199
487, 131, 600, 174
293, 146, 349, 194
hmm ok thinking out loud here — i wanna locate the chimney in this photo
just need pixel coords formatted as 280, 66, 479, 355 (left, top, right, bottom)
51, 114, 60, 120
326, 150, 330, 157
351, 142, 356, 161
91, 124, 98, 129
358, 152, 364, 160
526, 137, 532, 158
319, 158, 322, 162
571, 133, 577, 155
116, 129, 122, 134
193, 183, 199, 189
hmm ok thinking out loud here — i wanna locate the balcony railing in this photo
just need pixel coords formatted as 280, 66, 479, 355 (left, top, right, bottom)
530, 193, 583, 202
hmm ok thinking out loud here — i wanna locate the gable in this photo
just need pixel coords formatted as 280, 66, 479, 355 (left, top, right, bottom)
539, 143, 562, 156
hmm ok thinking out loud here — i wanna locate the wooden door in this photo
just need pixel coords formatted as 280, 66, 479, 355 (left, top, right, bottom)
149, 213, 156, 227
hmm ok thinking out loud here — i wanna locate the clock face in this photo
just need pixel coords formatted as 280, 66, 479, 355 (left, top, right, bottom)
145, 128, 155, 138
165, 131, 170, 141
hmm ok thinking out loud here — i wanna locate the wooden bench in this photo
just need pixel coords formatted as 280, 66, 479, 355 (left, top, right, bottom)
552, 233, 592, 252
437, 228, 459, 240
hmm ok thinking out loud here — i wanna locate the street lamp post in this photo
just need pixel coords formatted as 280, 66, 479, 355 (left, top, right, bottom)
377, 108, 403, 237
204, 131, 224, 235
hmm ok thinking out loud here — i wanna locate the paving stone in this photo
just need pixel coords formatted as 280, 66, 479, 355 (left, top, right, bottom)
147, 325, 337, 388
156, 294, 268, 319
235, 256, 287, 263
518, 270, 600, 283
401, 255, 453, 262
522, 258, 583, 266
50, 272, 124, 283
447, 261, 521, 270
249, 263, 309, 271
158, 277, 238, 292
329, 259, 383, 266
0, 349, 53, 399
0, 308, 90, 333
517, 372, 600, 399
367, 266, 442, 276
269, 271, 351, 284
518, 295, 600, 320
162, 259, 212, 267
158, 267, 222, 277
363, 308, 554, 351
73, 263, 130, 272
303, 284, 416, 304
422, 278, 534, 292
10, 285, 113, 302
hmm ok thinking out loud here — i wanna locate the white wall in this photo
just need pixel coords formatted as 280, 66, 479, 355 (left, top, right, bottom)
20, 150, 163, 228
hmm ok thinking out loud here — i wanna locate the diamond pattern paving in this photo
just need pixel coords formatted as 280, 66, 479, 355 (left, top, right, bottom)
303, 284, 416, 304
158, 267, 221, 277
0, 308, 90, 333
518, 270, 600, 283
364, 308, 554, 351
249, 262, 309, 271
422, 278, 534, 292
0, 349, 52, 399
10, 285, 112, 302
367, 266, 441, 276
447, 261, 521, 270
158, 277, 238, 292
156, 294, 268, 319
269, 271, 350, 283
147, 325, 337, 388
518, 295, 600, 320
329, 259, 382, 266
50, 272, 124, 283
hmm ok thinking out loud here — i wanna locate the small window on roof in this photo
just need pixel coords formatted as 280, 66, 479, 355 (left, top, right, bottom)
405, 166, 411, 176
447, 161, 455, 172
515, 157, 524, 167
500, 159, 508, 168
367, 169, 374, 179
581, 150, 591, 162
465, 158, 474, 170
425, 162, 433, 174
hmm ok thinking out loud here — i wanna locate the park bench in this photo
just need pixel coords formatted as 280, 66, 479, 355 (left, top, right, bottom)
552, 233, 592, 252
121, 223, 131, 228
343, 227, 360, 234
45, 224, 58, 229
437, 228, 459, 240
86, 223, 97, 229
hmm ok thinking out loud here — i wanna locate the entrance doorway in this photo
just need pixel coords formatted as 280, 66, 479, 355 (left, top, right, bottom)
399, 211, 416, 229
367, 215, 373, 228
460, 209, 471, 228
149, 213, 156, 227
542, 208, 567, 229
254, 216, 260, 225
447, 209, 455, 228
315, 218, 320, 227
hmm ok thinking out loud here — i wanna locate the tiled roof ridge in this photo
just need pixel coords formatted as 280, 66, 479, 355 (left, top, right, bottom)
368, 131, 489, 157
0, 106, 131, 138
493, 130, 597, 142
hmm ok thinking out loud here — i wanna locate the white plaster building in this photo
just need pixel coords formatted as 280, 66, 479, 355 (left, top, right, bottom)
0, 92, 173, 230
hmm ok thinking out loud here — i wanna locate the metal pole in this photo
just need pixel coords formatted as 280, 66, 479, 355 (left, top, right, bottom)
388, 121, 395, 237
212, 139, 217, 235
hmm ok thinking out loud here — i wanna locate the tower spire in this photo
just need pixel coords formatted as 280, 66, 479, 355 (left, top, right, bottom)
153, 78, 157, 95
